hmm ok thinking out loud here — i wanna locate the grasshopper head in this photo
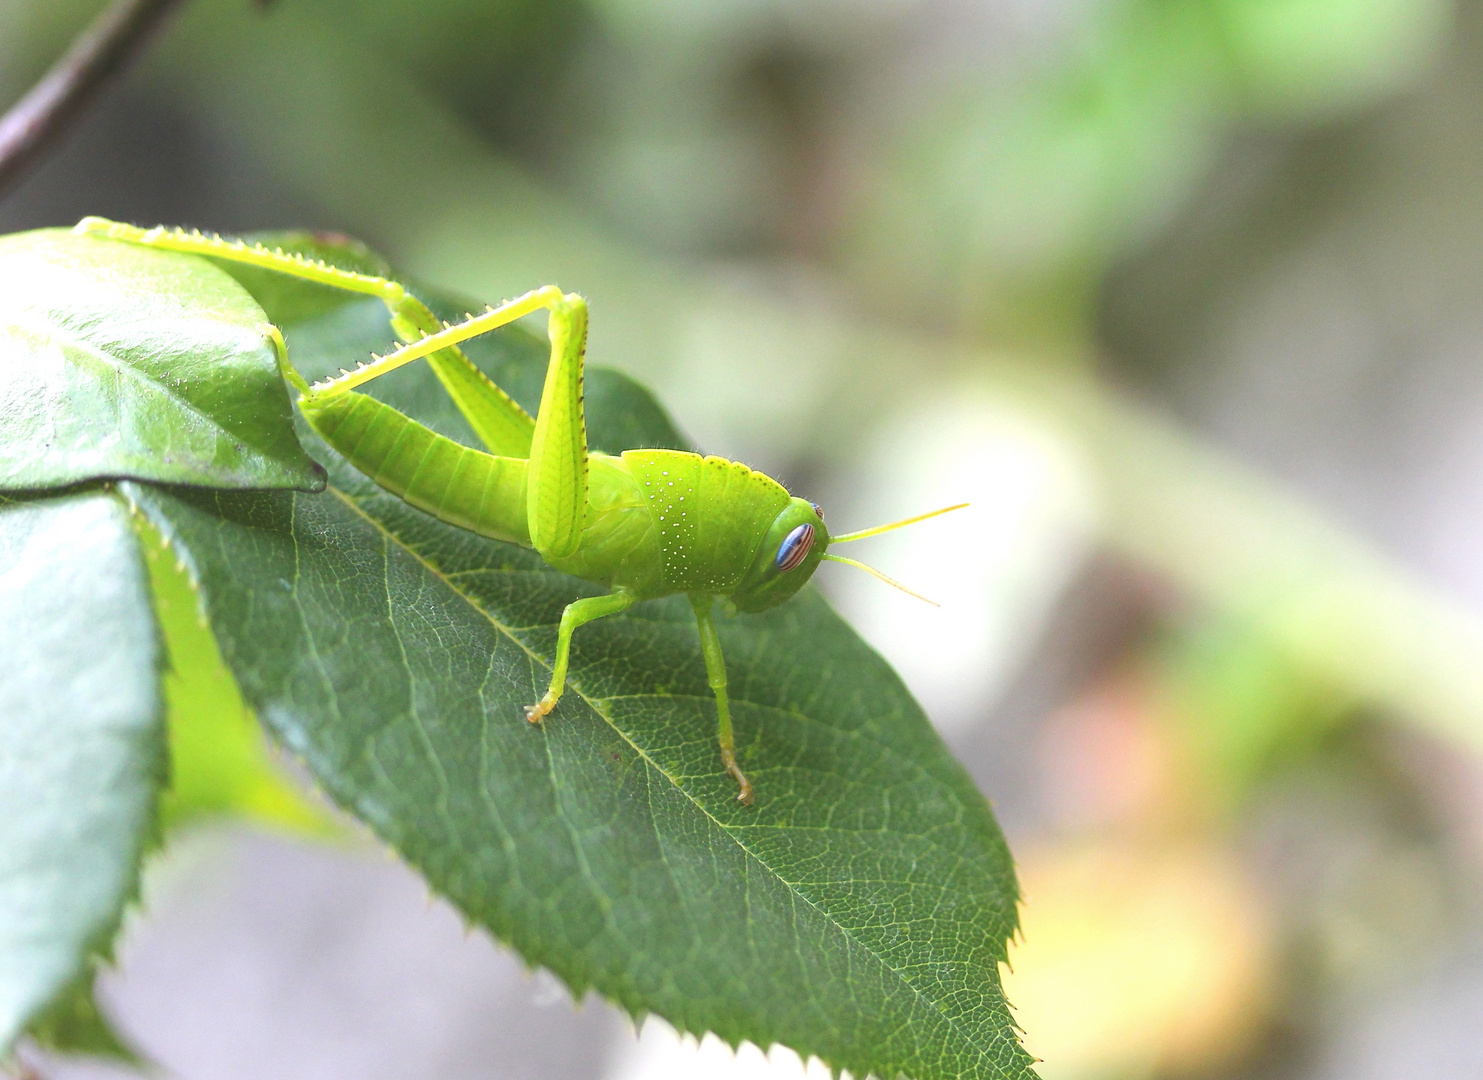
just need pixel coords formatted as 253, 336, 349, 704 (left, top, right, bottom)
731, 498, 830, 613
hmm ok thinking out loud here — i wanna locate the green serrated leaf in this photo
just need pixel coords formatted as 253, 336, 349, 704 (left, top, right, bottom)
24, 970, 142, 1066
115, 258, 1031, 1079
0, 229, 325, 493
0, 492, 164, 1055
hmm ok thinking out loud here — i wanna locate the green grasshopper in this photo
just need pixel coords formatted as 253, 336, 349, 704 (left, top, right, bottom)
78, 216, 962, 804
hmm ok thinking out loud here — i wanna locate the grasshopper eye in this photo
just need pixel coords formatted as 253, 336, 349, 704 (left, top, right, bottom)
775, 523, 815, 572
810, 503, 824, 520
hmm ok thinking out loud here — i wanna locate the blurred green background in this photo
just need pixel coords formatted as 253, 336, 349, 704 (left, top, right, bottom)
7, 0, 1483, 1077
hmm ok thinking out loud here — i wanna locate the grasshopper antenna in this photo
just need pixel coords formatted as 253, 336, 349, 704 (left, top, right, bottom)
827, 502, 969, 543
821, 501, 967, 606
822, 554, 940, 606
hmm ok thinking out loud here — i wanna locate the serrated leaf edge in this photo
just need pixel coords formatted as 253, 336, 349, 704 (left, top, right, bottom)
5, 491, 168, 1062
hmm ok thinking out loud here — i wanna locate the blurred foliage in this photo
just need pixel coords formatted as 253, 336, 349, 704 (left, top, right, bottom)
22, 970, 143, 1066
1003, 840, 1273, 1079
845, 0, 1452, 341
1152, 615, 1352, 818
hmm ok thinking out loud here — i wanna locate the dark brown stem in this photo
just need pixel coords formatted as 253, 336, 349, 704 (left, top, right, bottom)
0, 0, 188, 197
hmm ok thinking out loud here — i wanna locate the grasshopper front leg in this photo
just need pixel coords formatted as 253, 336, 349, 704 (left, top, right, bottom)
690, 595, 753, 804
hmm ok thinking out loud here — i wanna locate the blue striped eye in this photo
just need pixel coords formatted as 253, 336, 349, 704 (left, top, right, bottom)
775, 523, 815, 572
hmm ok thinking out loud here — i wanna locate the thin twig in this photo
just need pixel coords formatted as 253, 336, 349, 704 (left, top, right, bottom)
0, 0, 188, 197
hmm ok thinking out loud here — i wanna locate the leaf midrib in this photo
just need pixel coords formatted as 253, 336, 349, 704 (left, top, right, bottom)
324, 482, 1005, 1072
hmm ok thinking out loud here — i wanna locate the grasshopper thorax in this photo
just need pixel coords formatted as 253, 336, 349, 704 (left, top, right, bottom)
730, 498, 830, 613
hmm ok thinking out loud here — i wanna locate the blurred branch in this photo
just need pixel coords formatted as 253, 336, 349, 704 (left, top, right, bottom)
970, 356, 1483, 752
0, 0, 188, 197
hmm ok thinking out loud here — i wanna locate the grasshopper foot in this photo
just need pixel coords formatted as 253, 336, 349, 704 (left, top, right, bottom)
721, 747, 754, 805
524, 695, 556, 724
